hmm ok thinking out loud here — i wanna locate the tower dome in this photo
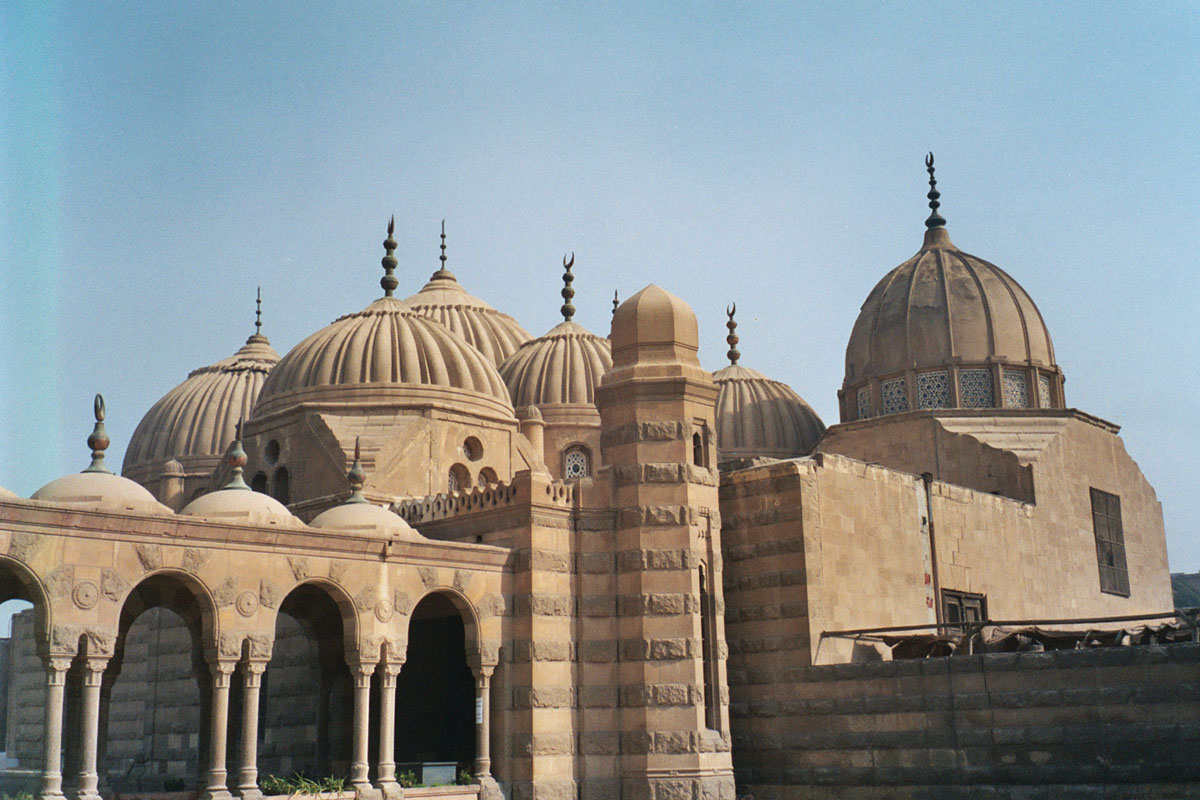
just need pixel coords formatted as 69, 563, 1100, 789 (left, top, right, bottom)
497, 254, 612, 480
842, 155, 1064, 422
254, 220, 514, 422
400, 221, 532, 365
123, 290, 279, 486
498, 255, 613, 409
33, 396, 172, 515
713, 305, 825, 463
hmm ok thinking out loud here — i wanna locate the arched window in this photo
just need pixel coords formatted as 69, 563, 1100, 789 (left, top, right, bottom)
448, 463, 470, 494
476, 467, 498, 488
563, 446, 590, 480
272, 467, 290, 506
250, 471, 268, 493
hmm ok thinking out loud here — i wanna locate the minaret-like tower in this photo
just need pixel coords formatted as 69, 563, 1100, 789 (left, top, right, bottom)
595, 285, 734, 799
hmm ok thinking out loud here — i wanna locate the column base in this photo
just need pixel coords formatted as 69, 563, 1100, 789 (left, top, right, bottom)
475, 776, 502, 800
74, 791, 102, 800
377, 781, 401, 800
200, 790, 233, 800
236, 789, 263, 800
352, 787, 382, 800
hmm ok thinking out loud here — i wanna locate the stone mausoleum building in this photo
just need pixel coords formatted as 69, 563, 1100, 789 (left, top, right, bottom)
0, 159, 1194, 800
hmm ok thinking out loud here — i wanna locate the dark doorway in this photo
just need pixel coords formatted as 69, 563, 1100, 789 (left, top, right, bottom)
395, 593, 474, 774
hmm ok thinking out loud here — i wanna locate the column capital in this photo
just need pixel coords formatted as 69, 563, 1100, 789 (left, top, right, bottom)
380, 660, 405, 677
44, 656, 73, 675
240, 660, 268, 676
82, 657, 109, 679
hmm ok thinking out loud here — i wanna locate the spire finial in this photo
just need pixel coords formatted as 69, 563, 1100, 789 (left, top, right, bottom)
255, 286, 262, 334
560, 253, 576, 322
381, 216, 399, 297
222, 419, 250, 490
438, 220, 448, 273
612, 290, 619, 317
725, 303, 740, 365
83, 394, 112, 474
925, 152, 946, 229
346, 436, 367, 503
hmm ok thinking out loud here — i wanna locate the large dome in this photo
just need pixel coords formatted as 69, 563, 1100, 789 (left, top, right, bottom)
401, 227, 532, 365
498, 321, 613, 408
255, 296, 514, 420
842, 160, 1063, 422
124, 330, 278, 480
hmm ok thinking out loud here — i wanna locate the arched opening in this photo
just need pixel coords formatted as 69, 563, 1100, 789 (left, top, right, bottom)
0, 561, 47, 777
272, 467, 291, 506
395, 593, 475, 785
101, 573, 212, 794
476, 467, 498, 488
250, 471, 268, 493
562, 446, 590, 479
448, 464, 470, 494
693, 432, 704, 467
261, 583, 353, 780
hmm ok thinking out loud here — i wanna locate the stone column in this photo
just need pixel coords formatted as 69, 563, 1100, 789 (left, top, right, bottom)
348, 660, 376, 791
40, 657, 72, 800
375, 661, 403, 798
236, 662, 267, 800
202, 661, 236, 800
471, 665, 494, 778
76, 657, 108, 800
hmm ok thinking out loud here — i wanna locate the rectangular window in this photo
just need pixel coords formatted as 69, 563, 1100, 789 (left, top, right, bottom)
941, 589, 986, 632
1091, 488, 1130, 596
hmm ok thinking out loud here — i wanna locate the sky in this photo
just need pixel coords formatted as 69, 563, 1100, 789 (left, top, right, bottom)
1, 3, 1197, 569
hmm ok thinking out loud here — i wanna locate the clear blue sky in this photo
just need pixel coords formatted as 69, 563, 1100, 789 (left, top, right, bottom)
2, 3, 1198, 569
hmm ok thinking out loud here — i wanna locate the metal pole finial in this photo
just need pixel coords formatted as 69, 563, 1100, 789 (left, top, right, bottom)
381, 215, 399, 297
925, 152, 946, 229
612, 290, 619, 318
222, 418, 250, 490
347, 435, 367, 503
255, 286, 262, 334
83, 394, 112, 474
560, 252, 576, 322
725, 303, 740, 365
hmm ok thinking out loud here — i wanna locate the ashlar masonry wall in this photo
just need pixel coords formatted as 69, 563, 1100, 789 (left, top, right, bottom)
732, 642, 1200, 799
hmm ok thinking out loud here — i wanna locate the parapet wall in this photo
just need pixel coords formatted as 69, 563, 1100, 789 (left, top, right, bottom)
732, 642, 1200, 798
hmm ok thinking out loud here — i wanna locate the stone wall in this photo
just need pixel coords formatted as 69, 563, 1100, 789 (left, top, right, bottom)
731, 641, 1200, 799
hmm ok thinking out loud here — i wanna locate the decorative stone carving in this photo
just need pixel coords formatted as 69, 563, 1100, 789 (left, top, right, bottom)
453, 569, 472, 593
182, 547, 209, 574
329, 560, 348, 584
393, 591, 412, 616
246, 633, 272, 660
374, 598, 394, 622
236, 591, 259, 617
259, 579, 279, 609
7, 532, 41, 563
219, 633, 243, 658
45, 566, 73, 599
353, 584, 376, 612
213, 577, 237, 608
287, 556, 310, 581
53, 627, 114, 656
134, 543, 163, 571
418, 567, 438, 588
101, 568, 128, 602
72, 581, 99, 610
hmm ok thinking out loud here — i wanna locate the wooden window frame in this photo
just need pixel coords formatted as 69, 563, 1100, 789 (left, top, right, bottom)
1091, 488, 1130, 597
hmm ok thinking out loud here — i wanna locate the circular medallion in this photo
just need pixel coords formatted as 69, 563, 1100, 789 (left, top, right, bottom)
72, 581, 99, 610
236, 591, 259, 617
374, 598, 394, 622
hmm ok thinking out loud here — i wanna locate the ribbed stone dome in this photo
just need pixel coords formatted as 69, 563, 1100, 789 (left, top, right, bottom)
255, 296, 515, 420
498, 321, 613, 408
124, 334, 278, 478
714, 364, 825, 462
843, 225, 1063, 420
402, 269, 532, 366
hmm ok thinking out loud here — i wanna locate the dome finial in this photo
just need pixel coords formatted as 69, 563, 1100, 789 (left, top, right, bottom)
222, 419, 250, 490
560, 252, 576, 322
83, 393, 112, 474
347, 436, 367, 503
255, 286, 262, 334
925, 152, 946, 230
612, 290, 619, 318
725, 303, 740, 365
431, 218, 456, 279
381, 216, 399, 297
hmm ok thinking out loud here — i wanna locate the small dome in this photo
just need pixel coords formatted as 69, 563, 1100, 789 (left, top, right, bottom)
713, 365, 825, 461
0, 487, 17, 500
498, 321, 613, 408
32, 472, 172, 515
309, 502, 423, 541
610, 284, 700, 369
843, 160, 1063, 421
402, 258, 532, 366
124, 334, 278, 478
255, 297, 515, 420
180, 487, 302, 527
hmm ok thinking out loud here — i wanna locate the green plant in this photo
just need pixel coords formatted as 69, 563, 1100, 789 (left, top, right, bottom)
397, 770, 417, 789
259, 772, 347, 796
456, 769, 473, 785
